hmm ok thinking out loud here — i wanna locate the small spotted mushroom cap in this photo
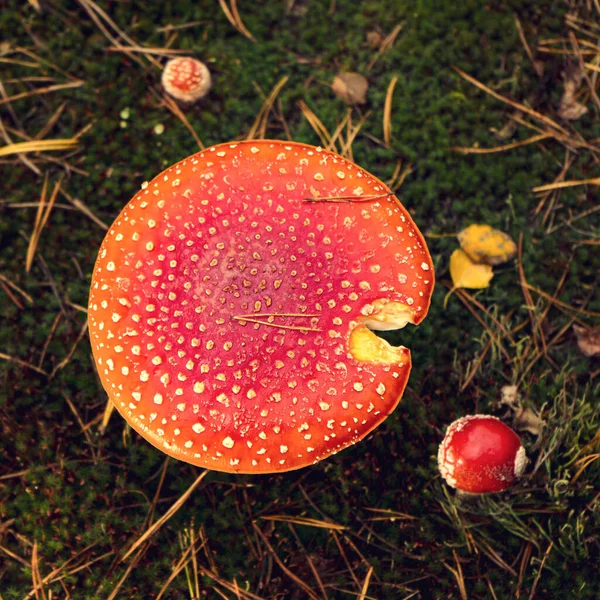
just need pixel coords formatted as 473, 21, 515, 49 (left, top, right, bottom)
161, 57, 211, 103
88, 140, 434, 473
438, 415, 527, 494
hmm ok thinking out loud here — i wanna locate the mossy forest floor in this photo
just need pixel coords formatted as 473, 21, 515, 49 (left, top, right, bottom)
1, 0, 599, 598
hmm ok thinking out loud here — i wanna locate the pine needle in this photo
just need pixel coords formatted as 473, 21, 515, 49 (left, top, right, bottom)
453, 66, 569, 135
121, 470, 208, 561
532, 177, 600, 192
261, 515, 346, 530
99, 397, 115, 434
0, 352, 48, 376
0, 273, 33, 305
383, 75, 398, 147
452, 133, 552, 154
247, 75, 289, 139
162, 92, 205, 149
59, 188, 109, 230
218, 0, 256, 42
358, 566, 374, 600
0, 81, 84, 106
253, 523, 321, 600
0, 138, 78, 157
298, 100, 332, 147
367, 23, 403, 71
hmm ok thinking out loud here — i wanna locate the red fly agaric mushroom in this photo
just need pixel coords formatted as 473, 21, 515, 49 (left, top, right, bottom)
438, 415, 527, 493
161, 57, 211, 103
88, 140, 434, 473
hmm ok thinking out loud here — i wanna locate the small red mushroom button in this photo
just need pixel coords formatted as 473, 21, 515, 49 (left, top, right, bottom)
438, 415, 527, 493
161, 57, 211, 103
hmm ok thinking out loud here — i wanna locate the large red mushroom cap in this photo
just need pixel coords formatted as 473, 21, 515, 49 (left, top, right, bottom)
88, 140, 434, 473
438, 415, 527, 493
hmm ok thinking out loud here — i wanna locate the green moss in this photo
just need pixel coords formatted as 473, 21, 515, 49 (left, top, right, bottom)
1, 0, 598, 597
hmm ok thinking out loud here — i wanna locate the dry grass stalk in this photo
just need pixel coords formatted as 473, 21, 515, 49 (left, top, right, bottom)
0, 273, 33, 305
0, 279, 24, 308
247, 75, 289, 139
106, 545, 149, 600
363, 507, 416, 521
49, 319, 89, 379
218, 0, 256, 42
461, 338, 492, 391
452, 133, 552, 154
452, 288, 510, 360
99, 397, 115, 434
0, 81, 84, 106
145, 457, 170, 529
121, 470, 208, 561
0, 352, 48, 376
35, 103, 67, 140
528, 542, 554, 600
514, 15, 543, 77
367, 23, 403, 71
534, 152, 574, 219
78, 0, 162, 69
298, 100, 332, 147
286, 524, 329, 600
532, 177, 600, 192
0, 138, 78, 157
515, 541, 534, 598
453, 66, 569, 135
444, 549, 468, 600
338, 110, 371, 159
106, 46, 188, 56
516, 234, 543, 362
0, 543, 29, 567
0, 57, 41, 68
31, 542, 48, 600
383, 75, 398, 147
331, 531, 362, 591
524, 282, 600, 317
387, 160, 413, 192
0, 109, 41, 175
162, 92, 205, 149
477, 538, 518, 576
547, 203, 600, 235
571, 453, 599, 483
358, 566, 374, 600
156, 534, 206, 600
59, 188, 109, 230
38, 312, 63, 368
252, 523, 321, 600
569, 32, 600, 112
261, 515, 346, 530
64, 394, 96, 451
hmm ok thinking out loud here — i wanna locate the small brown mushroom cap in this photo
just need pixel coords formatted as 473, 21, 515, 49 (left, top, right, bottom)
88, 141, 433, 473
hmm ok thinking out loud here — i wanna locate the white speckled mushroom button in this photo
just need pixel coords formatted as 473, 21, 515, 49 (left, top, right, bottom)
88, 140, 434, 473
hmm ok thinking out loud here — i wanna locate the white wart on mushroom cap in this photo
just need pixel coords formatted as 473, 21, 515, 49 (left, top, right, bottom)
88, 140, 434, 473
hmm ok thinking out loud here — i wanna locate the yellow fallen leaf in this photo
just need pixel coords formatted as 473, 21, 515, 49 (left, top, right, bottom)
457, 224, 517, 265
450, 248, 494, 289
445, 248, 494, 307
